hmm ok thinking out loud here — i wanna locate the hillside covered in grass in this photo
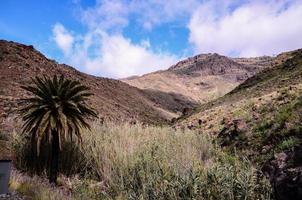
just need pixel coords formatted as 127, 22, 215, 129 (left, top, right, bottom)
178, 49, 302, 199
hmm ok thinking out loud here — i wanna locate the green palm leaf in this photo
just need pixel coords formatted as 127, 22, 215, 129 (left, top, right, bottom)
19, 75, 97, 184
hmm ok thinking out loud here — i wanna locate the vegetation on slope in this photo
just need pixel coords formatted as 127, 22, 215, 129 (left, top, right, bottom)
2, 40, 301, 199
188, 49, 301, 115
179, 48, 302, 154
11, 123, 272, 199
177, 49, 302, 199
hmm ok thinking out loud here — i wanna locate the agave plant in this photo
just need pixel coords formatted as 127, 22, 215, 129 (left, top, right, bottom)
20, 75, 97, 183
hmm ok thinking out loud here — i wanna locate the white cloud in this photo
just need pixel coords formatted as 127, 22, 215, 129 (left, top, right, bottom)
53, 26, 177, 78
129, 0, 200, 30
80, 0, 129, 31
52, 23, 74, 55
53, 0, 302, 78
86, 33, 177, 78
188, 0, 302, 57
52, 0, 188, 78
78, 0, 200, 31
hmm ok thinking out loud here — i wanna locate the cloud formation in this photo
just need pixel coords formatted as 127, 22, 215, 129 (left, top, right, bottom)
52, 23, 74, 55
52, 0, 192, 78
52, 0, 302, 78
189, 0, 302, 56
88, 33, 176, 78
129, 0, 200, 30
81, 0, 129, 31
80, 0, 200, 31
52, 25, 177, 78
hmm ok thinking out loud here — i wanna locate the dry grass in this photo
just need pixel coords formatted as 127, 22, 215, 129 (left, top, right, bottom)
12, 122, 272, 199
9, 170, 70, 200
77, 122, 272, 199
81, 123, 213, 180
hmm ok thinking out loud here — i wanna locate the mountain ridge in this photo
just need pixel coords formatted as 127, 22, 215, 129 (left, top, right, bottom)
122, 51, 281, 104
0, 40, 194, 132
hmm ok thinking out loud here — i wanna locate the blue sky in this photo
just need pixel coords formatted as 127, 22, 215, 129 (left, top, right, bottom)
1, 0, 302, 78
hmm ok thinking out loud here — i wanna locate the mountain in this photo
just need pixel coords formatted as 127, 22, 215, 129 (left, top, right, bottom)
122, 53, 276, 105
1, 39, 301, 199
176, 48, 302, 199
0, 40, 195, 132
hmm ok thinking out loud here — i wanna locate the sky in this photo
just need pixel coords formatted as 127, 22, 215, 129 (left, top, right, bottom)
1, 0, 302, 78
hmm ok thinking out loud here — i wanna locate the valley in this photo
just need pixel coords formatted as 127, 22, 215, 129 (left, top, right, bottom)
0, 40, 301, 200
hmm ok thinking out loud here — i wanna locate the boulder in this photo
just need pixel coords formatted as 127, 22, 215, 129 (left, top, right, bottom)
217, 119, 247, 147
262, 147, 302, 200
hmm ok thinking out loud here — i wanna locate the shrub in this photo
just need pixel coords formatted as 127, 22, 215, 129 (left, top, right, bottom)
277, 137, 300, 151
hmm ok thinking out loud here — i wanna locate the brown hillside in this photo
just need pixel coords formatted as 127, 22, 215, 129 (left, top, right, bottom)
122, 53, 273, 104
0, 40, 184, 132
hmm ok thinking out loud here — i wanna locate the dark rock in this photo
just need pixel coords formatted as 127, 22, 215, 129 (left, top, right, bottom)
182, 107, 192, 116
171, 117, 177, 124
187, 122, 195, 130
217, 119, 247, 147
262, 147, 302, 200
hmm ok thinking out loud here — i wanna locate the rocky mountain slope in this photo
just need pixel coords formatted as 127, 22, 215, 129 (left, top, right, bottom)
0, 40, 196, 132
122, 53, 276, 104
176, 49, 302, 199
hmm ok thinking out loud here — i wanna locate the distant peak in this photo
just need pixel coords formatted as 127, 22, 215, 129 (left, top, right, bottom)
167, 52, 239, 75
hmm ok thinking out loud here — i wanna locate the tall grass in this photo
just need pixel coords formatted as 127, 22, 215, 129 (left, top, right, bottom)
78, 123, 272, 199
12, 122, 272, 199
81, 123, 213, 180
9, 170, 69, 200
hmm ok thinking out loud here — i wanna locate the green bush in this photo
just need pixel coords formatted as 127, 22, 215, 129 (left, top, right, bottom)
278, 137, 300, 151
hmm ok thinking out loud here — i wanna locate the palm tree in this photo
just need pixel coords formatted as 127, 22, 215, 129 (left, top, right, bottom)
20, 75, 97, 184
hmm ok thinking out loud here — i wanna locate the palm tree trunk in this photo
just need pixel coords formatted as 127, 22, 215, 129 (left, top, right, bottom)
49, 130, 59, 184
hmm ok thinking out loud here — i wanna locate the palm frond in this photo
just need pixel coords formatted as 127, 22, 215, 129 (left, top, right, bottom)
20, 75, 97, 155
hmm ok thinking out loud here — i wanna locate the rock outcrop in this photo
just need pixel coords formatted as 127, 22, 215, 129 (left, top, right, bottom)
262, 147, 302, 200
